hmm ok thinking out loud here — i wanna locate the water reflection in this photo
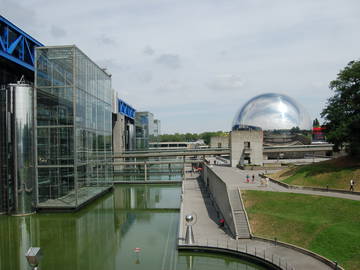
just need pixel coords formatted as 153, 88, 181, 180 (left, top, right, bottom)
178, 252, 264, 270
0, 185, 265, 270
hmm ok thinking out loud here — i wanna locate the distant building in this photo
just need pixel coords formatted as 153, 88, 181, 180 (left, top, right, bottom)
210, 136, 229, 148
312, 127, 326, 144
135, 111, 161, 149
210, 93, 333, 166
153, 119, 161, 137
112, 93, 136, 153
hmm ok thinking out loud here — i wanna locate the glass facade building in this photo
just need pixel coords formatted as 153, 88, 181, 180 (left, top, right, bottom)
135, 111, 154, 149
35, 45, 113, 209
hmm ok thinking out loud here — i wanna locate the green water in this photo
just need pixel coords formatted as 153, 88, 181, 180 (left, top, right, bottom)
0, 185, 265, 270
114, 174, 183, 181
114, 161, 185, 181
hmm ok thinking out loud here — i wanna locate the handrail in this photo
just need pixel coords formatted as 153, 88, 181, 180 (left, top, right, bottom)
237, 187, 252, 236
178, 238, 294, 270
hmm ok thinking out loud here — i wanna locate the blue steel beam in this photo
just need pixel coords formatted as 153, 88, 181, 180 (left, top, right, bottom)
0, 15, 43, 71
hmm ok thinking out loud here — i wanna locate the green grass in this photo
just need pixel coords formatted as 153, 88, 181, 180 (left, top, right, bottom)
242, 190, 360, 270
271, 157, 360, 191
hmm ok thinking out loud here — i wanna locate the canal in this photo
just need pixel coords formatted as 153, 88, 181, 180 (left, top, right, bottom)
0, 185, 266, 270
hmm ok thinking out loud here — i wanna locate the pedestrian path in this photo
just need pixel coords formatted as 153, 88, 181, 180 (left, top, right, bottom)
179, 178, 335, 270
210, 165, 360, 201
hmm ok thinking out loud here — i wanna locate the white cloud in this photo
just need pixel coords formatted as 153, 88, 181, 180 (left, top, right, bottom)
207, 74, 245, 91
50, 25, 67, 38
155, 54, 181, 69
143, 46, 155, 56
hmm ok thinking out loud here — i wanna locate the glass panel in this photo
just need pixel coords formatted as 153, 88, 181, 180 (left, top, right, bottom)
37, 89, 73, 126
37, 167, 75, 206
35, 46, 113, 209
37, 127, 73, 166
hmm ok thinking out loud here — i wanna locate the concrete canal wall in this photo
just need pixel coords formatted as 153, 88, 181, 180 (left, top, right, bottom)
202, 165, 238, 238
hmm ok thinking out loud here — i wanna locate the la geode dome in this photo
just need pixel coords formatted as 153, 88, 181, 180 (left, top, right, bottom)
232, 93, 311, 131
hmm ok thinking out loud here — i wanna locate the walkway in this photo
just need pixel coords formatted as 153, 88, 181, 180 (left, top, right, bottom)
210, 165, 360, 201
179, 178, 334, 270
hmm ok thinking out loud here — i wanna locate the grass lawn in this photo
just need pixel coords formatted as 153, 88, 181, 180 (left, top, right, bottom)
242, 190, 360, 270
270, 157, 360, 191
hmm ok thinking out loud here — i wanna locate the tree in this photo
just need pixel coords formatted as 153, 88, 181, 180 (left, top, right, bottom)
290, 126, 300, 134
313, 118, 320, 127
321, 60, 360, 156
155, 131, 227, 145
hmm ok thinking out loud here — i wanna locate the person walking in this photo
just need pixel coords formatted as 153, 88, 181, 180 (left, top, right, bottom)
246, 174, 250, 183
350, 179, 355, 191
265, 177, 269, 187
219, 218, 225, 228
252, 174, 255, 183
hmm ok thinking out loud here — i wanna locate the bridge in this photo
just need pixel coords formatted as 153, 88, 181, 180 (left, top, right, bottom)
113, 148, 230, 158
112, 144, 333, 159
0, 15, 43, 71
112, 160, 204, 165
263, 143, 333, 153
112, 159, 203, 182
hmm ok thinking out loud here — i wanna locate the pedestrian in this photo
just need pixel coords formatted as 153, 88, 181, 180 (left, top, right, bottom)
350, 179, 355, 192
265, 177, 269, 187
246, 174, 250, 183
219, 218, 225, 228
260, 178, 264, 186
252, 174, 255, 183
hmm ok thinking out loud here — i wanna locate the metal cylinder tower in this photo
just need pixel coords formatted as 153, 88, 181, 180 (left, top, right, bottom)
6, 82, 36, 215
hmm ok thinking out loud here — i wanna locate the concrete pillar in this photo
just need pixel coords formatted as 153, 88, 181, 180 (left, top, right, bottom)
144, 162, 147, 181
230, 130, 263, 167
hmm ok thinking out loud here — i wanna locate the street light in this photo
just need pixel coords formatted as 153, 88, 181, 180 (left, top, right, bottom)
185, 213, 197, 244
25, 247, 42, 270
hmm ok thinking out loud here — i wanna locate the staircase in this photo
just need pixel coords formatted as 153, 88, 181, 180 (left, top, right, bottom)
228, 189, 251, 239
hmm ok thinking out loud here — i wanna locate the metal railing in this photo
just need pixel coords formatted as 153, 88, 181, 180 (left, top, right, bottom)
179, 238, 295, 270
118, 148, 230, 154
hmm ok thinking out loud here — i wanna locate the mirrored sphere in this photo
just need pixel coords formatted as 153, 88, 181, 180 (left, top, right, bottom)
185, 215, 194, 223
232, 93, 311, 131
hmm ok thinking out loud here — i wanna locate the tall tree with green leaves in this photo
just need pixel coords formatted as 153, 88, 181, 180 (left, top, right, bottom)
321, 60, 360, 156
312, 118, 320, 127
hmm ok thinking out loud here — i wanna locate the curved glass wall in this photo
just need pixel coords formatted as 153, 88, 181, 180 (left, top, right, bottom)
35, 46, 113, 209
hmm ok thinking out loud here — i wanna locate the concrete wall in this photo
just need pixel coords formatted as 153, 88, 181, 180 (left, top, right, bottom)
202, 165, 237, 238
210, 136, 229, 148
113, 114, 125, 153
230, 130, 263, 167
113, 113, 125, 170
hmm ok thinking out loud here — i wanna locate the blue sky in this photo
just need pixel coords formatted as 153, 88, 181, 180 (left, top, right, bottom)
2, 0, 360, 133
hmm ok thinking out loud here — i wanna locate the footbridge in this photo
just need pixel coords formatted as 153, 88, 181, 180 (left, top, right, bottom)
113, 148, 230, 158
263, 143, 333, 153
111, 144, 333, 159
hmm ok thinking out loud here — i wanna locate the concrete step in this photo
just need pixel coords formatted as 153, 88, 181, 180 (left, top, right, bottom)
229, 190, 244, 211
228, 189, 250, 239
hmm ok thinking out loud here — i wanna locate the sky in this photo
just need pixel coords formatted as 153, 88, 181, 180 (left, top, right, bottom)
2, 0, 360, 133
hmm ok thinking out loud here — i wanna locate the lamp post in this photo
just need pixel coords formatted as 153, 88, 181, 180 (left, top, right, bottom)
25, 247, 42, 270
185, 214, 195, 244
